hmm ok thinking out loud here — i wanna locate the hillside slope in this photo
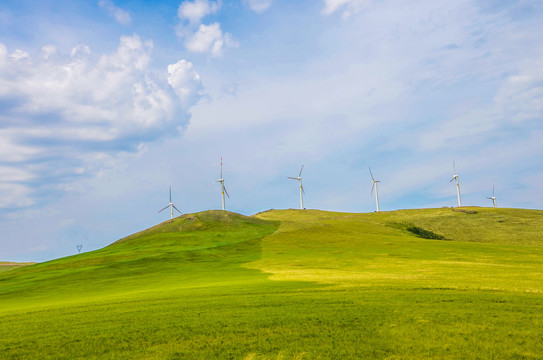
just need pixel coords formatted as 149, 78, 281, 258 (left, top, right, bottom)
251, 207, 543, 290
0, 211, 279, 309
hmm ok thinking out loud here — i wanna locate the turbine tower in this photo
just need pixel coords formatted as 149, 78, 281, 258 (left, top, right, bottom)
217, 157, 229, 210
450, 161, 462, 207
288, 165, 305, 209
158, 186, 182, 220
487, 185, 497, 208
369, 167, 380, 212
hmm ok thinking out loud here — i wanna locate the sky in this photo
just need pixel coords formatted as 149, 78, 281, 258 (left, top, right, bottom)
1, 0, 542, 262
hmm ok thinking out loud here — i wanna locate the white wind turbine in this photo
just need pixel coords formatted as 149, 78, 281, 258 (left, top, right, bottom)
487, 185, 497, 208
369, 167, 380, 212
450, 161, 462, 207
217, 157, 230, 210
158, 186, 182, 220
288, 165, 305, 209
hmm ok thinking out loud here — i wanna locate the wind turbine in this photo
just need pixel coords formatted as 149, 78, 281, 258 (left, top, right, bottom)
158, 186, 182, 220
450, 161, 462, 207
487, 185, 497, 208
217, 157, 229, 210
369, 167, 380, 212
288, 165, 305, 209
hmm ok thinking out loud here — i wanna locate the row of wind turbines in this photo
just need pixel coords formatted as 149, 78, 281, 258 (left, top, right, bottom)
286, 161, 498, 212
157, 159, 499, 219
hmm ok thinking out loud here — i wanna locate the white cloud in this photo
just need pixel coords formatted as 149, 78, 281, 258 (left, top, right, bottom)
0, 35, 202, 209
184, 23, 238, 57
178, 0, 221, 25
9, 49, 30, 61
322, 0, 371, 17
244, 0, 272, 13
175, 0, 236, 57
168, 60, 203, 106
98, 0, 131, 25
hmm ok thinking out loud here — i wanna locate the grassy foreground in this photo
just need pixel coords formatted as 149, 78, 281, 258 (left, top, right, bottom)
1, 208, 543, 359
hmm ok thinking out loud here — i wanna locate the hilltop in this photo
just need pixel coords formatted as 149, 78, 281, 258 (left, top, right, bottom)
1, 207, 542, 359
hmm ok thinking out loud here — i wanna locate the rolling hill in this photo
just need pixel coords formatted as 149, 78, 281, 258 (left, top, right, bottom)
1, 207, 542, 359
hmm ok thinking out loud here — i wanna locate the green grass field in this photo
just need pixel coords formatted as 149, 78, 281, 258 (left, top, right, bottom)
1, 208, 542, 359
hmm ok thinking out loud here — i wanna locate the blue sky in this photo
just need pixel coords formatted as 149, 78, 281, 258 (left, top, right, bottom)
1, 0, 542, 262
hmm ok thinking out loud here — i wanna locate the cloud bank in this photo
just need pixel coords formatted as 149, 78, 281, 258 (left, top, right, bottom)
0, 35, 202, 209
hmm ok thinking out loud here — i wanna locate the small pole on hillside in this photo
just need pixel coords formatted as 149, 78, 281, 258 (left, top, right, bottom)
77, 244, 83, 254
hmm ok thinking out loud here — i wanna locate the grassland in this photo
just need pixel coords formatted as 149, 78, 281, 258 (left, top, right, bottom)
0, 262, 36, 273
1, 207, 542, 359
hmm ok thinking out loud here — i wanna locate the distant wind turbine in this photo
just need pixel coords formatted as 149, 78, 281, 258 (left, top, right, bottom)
487, 185, 497, 208
217, 157, 230, 210
369, 167, 380, 212
450, 161, 462, 207
158, 186, 182, 220
288, 165, 305, 209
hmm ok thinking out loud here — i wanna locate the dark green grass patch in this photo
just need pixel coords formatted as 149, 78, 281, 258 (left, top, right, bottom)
388, 222, 447, 240
405, 225, 446, 240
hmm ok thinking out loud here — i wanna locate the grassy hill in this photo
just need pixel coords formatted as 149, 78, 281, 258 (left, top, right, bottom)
1, 207, 542, 359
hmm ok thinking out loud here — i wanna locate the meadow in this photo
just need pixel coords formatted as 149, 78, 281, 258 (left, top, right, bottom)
1, 208, 542, 359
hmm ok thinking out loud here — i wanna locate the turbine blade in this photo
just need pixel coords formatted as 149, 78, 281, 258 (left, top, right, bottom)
173, 205, 182, 214
220, 157, 223, 179
224, 186, 230, 199
453, 160, 456, 174
450, 177, 455, 183
288, 177, 298, 180
158, 205, 169, 213
369, 167, 375, 181
169, 185, 172, 203
301, 183, 305, 194
299, 165, 304, 177
493, 185, 495, 197
371, 182, 375, 196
